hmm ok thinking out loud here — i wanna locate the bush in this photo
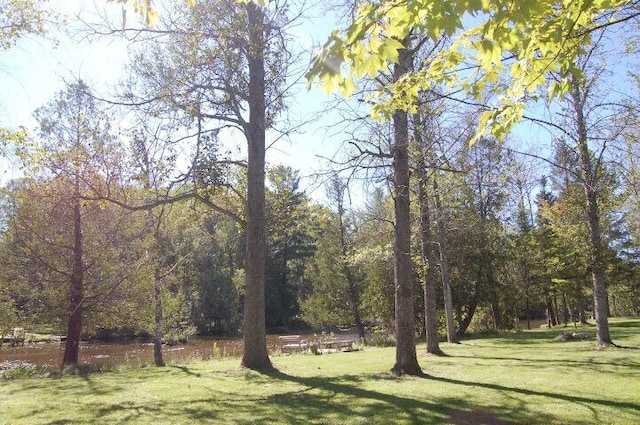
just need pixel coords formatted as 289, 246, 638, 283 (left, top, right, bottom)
163, 324, 197, 346
0, 361, 49, 380
365, 325, 396, 347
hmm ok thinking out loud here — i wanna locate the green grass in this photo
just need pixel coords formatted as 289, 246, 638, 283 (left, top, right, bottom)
1, 318, 639, 424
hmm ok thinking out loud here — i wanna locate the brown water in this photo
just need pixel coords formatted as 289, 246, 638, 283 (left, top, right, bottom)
0, 335, 288, 369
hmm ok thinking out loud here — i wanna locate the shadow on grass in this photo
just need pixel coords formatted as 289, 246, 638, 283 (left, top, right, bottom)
241, 368, 561, 425
172, 365, 202, 377
7, 364, 634, 425
429, 375, 640, 414
491, 318, 637, 342
450, 353, 640, 372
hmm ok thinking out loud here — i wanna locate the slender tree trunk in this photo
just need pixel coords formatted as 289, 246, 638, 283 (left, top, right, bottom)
241, 2, 272, 370
570, 76, 613, 346
390, 37, 422, 376
346, 268, 365, 342
414, 112, 442, 355
553, 296, 561, 326
63, 193, 83, 367
144, 205, 165, 367
491, 302, 502, 329
546, 295, 557, 326
153, 260, 165, 367
525, 288, 531, 330
331, 176, 366, 341
581, 153, 613, 344
418, 189, 441, 354
433, 178, 458, 343
345, 269, 365, 341
579, 303, 588, 324
456, 299, 477, 339
564, 293, 575, 326
611, 294, 617, 317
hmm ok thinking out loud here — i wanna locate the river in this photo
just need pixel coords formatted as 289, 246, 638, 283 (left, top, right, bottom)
0, 335, 290, 369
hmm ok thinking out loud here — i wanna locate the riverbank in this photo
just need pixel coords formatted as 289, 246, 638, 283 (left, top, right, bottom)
1, 319, 639, 424
0, 331, 361, 373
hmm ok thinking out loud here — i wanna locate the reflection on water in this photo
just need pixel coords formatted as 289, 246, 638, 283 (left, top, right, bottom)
0, 336, 288, 368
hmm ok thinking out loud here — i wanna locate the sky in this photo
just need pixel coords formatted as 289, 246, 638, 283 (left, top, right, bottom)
3, 2, 638, 207
0, 0, 349, 202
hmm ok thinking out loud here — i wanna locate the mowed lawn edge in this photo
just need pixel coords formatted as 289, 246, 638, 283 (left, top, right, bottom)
1, 318, 639, 425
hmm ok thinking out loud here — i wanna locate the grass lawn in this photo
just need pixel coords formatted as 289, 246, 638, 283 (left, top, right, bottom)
1, 318, 639, 425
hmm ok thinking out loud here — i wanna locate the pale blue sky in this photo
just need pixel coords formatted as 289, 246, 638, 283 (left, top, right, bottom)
3, 2, 637, 206
0, 0, 346, 201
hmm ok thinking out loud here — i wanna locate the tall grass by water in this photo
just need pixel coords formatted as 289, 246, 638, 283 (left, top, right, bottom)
1, 318, 639, 424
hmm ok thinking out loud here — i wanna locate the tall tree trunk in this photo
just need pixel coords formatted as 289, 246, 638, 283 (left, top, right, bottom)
581, 150, 612, 344
63, 193, 83, 367
491, 302, 502, 329
553, 296, 561, 326
331, 176, 366, 341
144, 205, 165, 367
563, 292, 575, 326
456, 299, 477, 339
153, 260, 165, 367
414, 112, 442, 355
241, 2, 272, 370
390, 37, 422, 376
339, 206, 366, 342
433, 177, 458, 343
525, 288, 531, 330
579, 303, 588, 324
345, 266, 365, 342
570, 76, 613, 346
546, 294, 557, 326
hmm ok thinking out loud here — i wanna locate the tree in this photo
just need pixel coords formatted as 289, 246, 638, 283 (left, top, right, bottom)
355, 188, 396, 330
389, 36, 422, 376
242, 1, 270, 368
531, 35, 633, 344
508, 162, 544, 330
0, 0, 49, 50
428, 136, 512, 338
1, 0, 51, 160
413, 110, 442, 355
326, 176, 366, 341
264, 165, 317, 327
432, 174, 457, 342
566, 74, 614, 346
307, 0, 638, 141
29, 81, 120, 367
3, 158, 142, 368
129, 130, 174, 367
118, 0, 297, 370
301, 176, 366, 340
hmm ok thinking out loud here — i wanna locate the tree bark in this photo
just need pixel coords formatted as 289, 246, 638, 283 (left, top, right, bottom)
546, 296, 557, 327
491, 301, 503, 329
338, 199, 366, 342
62, 192, 83, 367
413, 112, 442, 355
570, 76, 612, 346
563, 292, 575, 326
241, 2, 272, 370
390, 37, 422, 376
433, 177, 458, 343
456, 300, 477, 339
153, 258, 165, 367
525, 288, 531, 330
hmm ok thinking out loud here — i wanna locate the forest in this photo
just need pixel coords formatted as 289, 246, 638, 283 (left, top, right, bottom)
1, 0, 640, 375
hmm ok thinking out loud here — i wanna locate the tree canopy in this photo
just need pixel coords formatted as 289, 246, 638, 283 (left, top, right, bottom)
307, 0, 639, 141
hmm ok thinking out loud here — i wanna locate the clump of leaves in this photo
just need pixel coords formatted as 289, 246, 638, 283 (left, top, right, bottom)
365, 325, 396, 347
